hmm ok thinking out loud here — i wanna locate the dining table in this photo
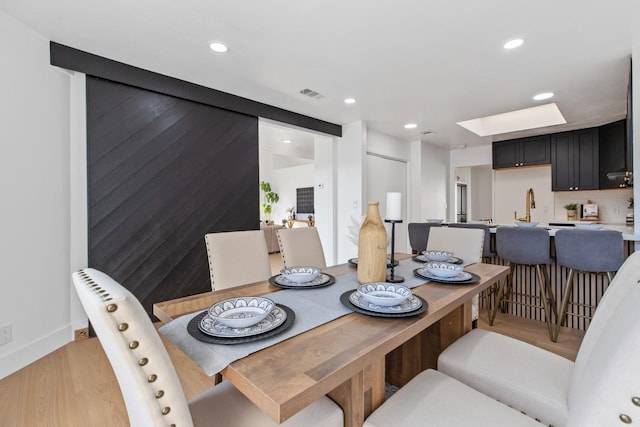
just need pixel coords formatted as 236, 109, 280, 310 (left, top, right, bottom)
154, 254, 509, 427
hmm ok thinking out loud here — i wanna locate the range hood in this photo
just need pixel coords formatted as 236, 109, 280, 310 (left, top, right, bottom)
606, 169, 633, 187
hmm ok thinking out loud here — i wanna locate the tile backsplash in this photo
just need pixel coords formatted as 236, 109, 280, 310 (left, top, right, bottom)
554, 188, 633, 224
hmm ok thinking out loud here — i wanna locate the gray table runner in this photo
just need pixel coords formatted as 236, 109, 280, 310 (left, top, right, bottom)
159, 259, 427, 376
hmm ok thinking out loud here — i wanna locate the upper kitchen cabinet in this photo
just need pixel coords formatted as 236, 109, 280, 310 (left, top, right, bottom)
492, 135, 550, 169
551, 128, 599, 191
599, 119, 631, 189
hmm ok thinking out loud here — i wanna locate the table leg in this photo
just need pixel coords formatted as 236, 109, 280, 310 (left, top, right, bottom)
386, 302, 472, 387
328, 359, 385, 427
328, 371, 364, 427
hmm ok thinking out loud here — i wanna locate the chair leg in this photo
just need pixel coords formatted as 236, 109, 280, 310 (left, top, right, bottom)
553, 269, 575, 342
536, 265, 556, 342
489, 263, 513, 325
540, 264, 557, 320
500, 264, 516, 313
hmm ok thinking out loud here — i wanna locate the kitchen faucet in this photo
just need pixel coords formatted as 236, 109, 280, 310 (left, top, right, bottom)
514, 188, 536, 222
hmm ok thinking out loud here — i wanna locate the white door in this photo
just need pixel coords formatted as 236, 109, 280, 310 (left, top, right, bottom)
366, 154, 408, 253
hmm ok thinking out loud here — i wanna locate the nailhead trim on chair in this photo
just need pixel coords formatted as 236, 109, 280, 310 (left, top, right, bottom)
619, 413, 632, 423
76, 269, 178, 425
633, 396, 640, 406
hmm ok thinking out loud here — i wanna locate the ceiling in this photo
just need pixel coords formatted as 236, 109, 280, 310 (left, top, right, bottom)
1, 0, 638, 149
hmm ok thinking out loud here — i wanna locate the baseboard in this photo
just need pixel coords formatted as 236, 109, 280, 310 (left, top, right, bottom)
0, 325, 72, 380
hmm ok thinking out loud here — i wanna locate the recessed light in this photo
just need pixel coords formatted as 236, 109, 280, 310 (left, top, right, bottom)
282, 139, 292, 144
344, 98, 356, 104
503, 38, 524, 50
533, 92, 554, 101
404, 123, 418, 129
209, 42, 228, 53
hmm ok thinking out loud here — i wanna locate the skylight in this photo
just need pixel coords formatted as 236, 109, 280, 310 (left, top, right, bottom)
457, 103, 566, 137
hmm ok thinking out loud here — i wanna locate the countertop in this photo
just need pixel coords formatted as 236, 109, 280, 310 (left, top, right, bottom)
488, 221, 639, 241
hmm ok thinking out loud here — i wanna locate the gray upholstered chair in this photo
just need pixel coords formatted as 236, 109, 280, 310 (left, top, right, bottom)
435, 249, 640, 427
276, 227, 327, 268
447, 223, 496, 258
204, 230, 273, 291
72, 268, 344, 427
553, 229, 623, 340
492, 227, 557, 340
407, 222, 441, 254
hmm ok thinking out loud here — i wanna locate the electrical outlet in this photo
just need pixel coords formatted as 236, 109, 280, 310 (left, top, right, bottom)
0, 324, 12, 346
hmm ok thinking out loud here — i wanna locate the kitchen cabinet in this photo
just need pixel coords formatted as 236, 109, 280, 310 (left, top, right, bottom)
551, 128, 599, 191
492, 135, 550, 169
599, 119, 631, 189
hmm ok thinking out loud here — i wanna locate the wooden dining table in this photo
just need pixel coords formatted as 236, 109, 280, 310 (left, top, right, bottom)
154, 255, 509, 427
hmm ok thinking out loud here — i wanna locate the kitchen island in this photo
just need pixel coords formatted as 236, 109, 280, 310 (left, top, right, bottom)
480, 221, 636, 332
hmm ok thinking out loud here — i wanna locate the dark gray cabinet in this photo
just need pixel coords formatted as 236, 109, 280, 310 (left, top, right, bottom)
551, 128, 599, 191
599, 119, 631, 189
493, 135, 550, 169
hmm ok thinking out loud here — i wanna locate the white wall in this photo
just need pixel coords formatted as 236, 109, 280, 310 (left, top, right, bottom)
494, 166, 554, 225
449, 145, 492, 222
421, 142, 450, 221
313, 135, 336, 265
336, 121, 366, 263
268, 163, 314, 224
469, 165, 493, 221
0, 10, 72, 378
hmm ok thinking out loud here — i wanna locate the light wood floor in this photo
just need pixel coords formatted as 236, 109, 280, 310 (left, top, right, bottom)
0, 254, 584, 426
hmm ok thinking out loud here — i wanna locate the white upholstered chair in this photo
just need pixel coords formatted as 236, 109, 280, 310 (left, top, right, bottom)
365, 251, 640, 427
427, 227, 485, 322
72, 268, 343, 427
436, 250, 640, 427
204, 230, 273, 291
276, 227, 327, 268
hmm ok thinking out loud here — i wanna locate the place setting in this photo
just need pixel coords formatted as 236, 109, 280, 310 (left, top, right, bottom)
186, 296, 295, 344
414, 259, 480, 285
412, 249, 463, 265
340, 282, 428, 318
269, 266, 336, 289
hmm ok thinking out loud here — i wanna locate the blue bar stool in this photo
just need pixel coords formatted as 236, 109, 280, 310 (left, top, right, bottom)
408, 222, 442, 254
553, 229, 623, 341
492, 227, 558, 341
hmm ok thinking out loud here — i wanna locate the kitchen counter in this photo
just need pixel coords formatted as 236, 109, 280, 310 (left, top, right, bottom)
487, 222, 639, 241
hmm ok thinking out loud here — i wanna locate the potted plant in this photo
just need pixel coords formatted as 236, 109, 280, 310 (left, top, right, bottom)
307, 214, 314, 227
260, 181, 279, 223
564, 203, 578, 219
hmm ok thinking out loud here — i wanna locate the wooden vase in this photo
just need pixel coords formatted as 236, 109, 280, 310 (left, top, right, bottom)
357, 202, 388, 284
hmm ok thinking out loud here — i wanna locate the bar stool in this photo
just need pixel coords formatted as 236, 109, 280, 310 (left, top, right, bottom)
492, 227, 558, 341
553, 229, 623, 341
408, 222, 441, 254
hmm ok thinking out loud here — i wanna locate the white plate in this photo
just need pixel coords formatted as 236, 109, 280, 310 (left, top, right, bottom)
349, 291, 422, 313
207, 297, 274, 328
199, 306, 287, 338
280, 266, 321, 283
576, 223, 604, 230
417, 268, 473, 282
515, 221, 538, 227
273, 273, 332, 288
357, 283, 411, 306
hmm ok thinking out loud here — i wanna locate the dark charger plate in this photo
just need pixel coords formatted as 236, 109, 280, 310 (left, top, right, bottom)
414, 268, 481, 285
340, 290, 428, 318
187, 305, 295, 345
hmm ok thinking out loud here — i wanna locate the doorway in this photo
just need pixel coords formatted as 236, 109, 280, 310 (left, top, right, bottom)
366, 154, 408, 253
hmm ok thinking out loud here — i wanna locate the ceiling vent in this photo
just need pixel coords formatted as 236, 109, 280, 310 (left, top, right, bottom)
299, 88, 325, 99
